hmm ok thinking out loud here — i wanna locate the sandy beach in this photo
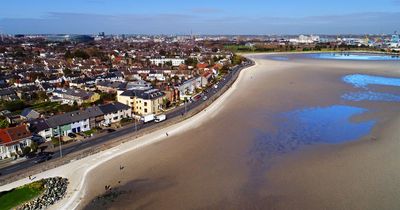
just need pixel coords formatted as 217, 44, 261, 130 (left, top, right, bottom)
81, 54, 400, 210
2, 53, 400, 210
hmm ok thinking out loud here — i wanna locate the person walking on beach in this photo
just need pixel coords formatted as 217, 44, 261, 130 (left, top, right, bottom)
166, 132, 169, 137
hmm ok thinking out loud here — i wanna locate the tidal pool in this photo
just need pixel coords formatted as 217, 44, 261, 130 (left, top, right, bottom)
309, 53, 400, 61
342, 91, 400, 102
343, 74, 400, 89
269, 56, 289, 61
253, 105, 375, 157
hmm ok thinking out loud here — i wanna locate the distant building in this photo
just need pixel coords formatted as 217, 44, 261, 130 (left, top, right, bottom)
290, 35, 320, 44
390, 33, 400, 48
126, 80, 152, 91
150, 58, 185, 67
46, 34, 94, 42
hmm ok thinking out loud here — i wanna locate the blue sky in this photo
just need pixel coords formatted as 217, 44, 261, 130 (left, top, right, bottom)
0, 0, 399, 34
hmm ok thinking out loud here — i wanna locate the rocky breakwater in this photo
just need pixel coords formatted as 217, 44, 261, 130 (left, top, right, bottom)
18, 177, 69, 210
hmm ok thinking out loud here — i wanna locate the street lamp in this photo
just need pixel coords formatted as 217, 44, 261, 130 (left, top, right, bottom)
58, 126, 63, 158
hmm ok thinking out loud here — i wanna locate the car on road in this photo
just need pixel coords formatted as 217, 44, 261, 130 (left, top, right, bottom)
192, 95, 201, 101
202, 96, 208, 101
25, 153, 37, 159
107, 128, 116, 133
68, 133, 77, 138
155, 114, 166, 123
34, 155, 52, 164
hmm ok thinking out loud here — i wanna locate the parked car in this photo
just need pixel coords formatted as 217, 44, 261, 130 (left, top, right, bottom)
107, 128, 116, 133
25, 153, 37, 159
31, 135, 45, 144
141, 114, 155, 123
155, 114, 166, 123
68, 133, 77, 138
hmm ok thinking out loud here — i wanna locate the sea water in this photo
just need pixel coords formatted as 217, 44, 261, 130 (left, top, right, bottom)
310, 53, 400, 61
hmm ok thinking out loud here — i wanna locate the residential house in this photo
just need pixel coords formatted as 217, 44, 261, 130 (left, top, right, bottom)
96, 81, 127, 93
0, 89, 18, 101
117, 89, 165, 116
28, 118, 52, 141
98, 102, 131, 125
126, 80, 152, 91
46, 107, 103, 137
52, 88, 100, 105
0, 125, 32, 159
176, 77, 203, 98
21, 108, 41, 120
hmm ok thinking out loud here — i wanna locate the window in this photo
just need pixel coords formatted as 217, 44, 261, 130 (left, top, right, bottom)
144, 108, 148, 113
144, 102, 147, 106
113, 116, 118, 120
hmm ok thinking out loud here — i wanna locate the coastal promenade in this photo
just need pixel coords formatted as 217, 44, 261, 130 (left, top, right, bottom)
0, 59, 254, 196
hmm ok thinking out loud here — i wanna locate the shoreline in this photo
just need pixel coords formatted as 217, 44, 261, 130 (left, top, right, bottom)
0, 57, 258, 210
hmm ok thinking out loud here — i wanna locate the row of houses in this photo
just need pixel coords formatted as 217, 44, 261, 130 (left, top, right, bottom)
0, 102, 131, 159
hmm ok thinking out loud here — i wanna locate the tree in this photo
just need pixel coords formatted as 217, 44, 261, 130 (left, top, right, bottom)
30, 142, 38, 153
73, 49, 90, 59
37, 91, 49, 101
165, 61, 173, 67
3, 100, 26, 112
63, 68, 73, 77
64, 50, 73, 59
159, 49, 167, 56
185, 57, 198, 66
22, 146, 31, 156
0, 119, 9, 128
232, 54, 244, 65
193, 46, 200, 53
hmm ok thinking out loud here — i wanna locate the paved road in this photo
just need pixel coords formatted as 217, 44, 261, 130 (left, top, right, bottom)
0, 61, 253, 178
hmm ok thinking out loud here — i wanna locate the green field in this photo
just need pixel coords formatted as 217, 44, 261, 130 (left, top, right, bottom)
0, 180, 45, 210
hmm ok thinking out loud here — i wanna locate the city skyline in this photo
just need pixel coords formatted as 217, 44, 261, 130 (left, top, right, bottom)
1, 0, 400, 35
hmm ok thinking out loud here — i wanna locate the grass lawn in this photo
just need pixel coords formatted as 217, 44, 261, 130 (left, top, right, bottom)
31, 101, 60, 113
0, 180, 45, 210
83, 129, 95, 136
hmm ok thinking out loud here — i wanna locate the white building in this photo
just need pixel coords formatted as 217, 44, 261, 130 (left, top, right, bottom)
150, 58, 185, 67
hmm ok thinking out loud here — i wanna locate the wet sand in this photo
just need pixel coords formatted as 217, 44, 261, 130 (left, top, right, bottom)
82, 54, 400, 210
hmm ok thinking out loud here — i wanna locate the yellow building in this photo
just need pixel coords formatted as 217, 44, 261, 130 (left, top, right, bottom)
117, 89, 165, 116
